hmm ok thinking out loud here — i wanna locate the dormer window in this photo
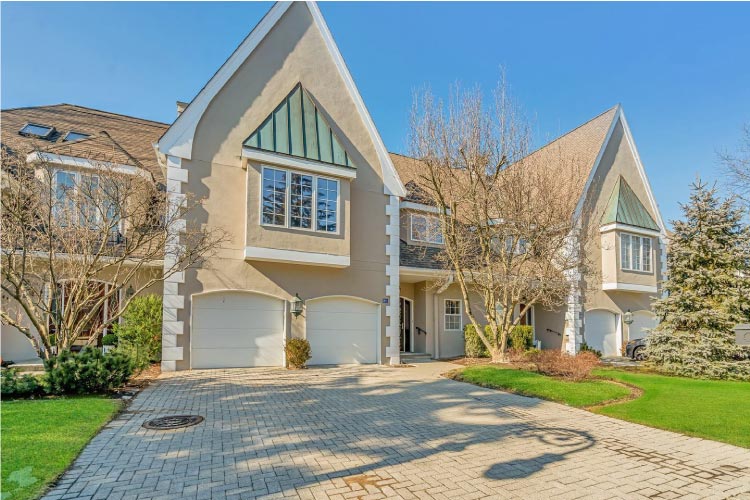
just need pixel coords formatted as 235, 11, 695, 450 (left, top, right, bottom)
411, 214, 444, 244
63, 131, 89, 142
19, 123, 55, 139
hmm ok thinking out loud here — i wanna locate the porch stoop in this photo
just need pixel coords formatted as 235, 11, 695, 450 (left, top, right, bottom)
399, 352, 433, 363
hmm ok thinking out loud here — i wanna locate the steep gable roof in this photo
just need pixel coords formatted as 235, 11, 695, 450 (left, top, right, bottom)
244, 84, 355, 168
390, 106, 618, 206
1, 104, 167, 182
601, 176, 659, 231
158, 1, 405, 196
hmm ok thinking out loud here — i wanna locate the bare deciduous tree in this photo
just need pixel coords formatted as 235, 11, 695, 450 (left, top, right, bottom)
1, 142, 224, 358
409, 81, 593, 362
720, 124, 750, 207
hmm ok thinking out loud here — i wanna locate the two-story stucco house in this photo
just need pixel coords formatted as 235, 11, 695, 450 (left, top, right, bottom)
153, 1, 667, 371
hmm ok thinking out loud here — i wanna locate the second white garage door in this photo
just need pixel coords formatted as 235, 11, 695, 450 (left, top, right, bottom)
191, 291, 284, 369
628, 311, 657, 341
306, 297, 379, 365
584, 309, 618, 356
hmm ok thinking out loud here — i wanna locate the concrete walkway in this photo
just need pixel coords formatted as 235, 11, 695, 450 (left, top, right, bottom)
44, 362, 750, 499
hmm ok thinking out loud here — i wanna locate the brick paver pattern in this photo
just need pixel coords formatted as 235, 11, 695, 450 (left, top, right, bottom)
44, 362, 750, 500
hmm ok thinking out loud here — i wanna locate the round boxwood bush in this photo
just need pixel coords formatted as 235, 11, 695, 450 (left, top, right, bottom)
285, 338, 311, 369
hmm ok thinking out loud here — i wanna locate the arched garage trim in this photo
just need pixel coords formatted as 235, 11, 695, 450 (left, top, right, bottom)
189, 290, 288, 369
305, 295, 381, 365
583, 308, 623, 356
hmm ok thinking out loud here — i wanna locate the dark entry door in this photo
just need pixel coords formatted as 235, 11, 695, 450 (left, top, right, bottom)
400, 298, 412, 352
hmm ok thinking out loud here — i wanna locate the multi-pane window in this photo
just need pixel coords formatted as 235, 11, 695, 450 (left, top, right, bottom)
411, 214, 444, 244
444, 299, 462, 331
621, 233, 652, 272
262, 168, 287, 226
53, 170, 121, 232
290, 173, 313, 229
261, 166, 338, 233
317, 178, 338, 233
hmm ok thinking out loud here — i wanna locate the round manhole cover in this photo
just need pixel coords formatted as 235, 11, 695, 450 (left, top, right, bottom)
142, 415, 204, 430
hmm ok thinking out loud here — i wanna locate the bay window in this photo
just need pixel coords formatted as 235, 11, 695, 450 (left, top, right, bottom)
620, 233, 652, 272
261, 166, 339, 233
53, 170, 120, 233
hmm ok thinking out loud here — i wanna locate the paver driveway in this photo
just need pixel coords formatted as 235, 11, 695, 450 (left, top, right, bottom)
45, 362, 750, 500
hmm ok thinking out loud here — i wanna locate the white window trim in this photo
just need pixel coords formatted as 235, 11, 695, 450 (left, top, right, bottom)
444, 299, 462, 331
620, 232, 653, 274
28, 152, 153, 180
259, 165, 341, 235
410, 213, 444, 245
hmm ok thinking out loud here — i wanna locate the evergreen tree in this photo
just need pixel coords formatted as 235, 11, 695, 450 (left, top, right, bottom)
647, 181, 750, 380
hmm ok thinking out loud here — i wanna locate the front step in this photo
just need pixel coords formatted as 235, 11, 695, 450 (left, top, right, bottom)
400, 352, 432, 363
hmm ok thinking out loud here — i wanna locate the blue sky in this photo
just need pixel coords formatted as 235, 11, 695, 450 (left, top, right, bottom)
3, 2, 749, 226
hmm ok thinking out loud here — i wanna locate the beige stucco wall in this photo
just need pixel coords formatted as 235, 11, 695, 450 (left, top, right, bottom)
175, 3, 391, 369
579, 118, 663, 324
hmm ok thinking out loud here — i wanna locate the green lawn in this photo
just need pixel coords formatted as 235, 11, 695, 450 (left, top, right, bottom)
593, 368, 750, 448
452, 365, 631, 408
1, 396, 122, 500
451, 365, 750, 448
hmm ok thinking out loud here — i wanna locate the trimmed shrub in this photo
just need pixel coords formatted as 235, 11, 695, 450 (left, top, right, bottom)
580, 342, 602, 358
464, 325, 489, 358
45, 347, 134, 395
529, 350, 600, 381
113, 294, 162, 371
1, 369, 45, 399
285, 338, 311, 369
508, 326, 534, 351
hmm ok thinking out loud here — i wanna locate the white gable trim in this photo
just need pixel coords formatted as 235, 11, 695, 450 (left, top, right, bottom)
618, 109, 667, 234
158, 2, 292, 160
157, 1, 405, 198
573, 106, 666, 236
306, 3, 405, 198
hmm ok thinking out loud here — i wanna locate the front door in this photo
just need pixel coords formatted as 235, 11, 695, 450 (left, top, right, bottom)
399, 298, 412, 352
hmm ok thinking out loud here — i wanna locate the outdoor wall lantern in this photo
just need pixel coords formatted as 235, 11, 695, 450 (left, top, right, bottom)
126, 285, 135, 298
623, 309, 634, 325
291, 293, 304, 317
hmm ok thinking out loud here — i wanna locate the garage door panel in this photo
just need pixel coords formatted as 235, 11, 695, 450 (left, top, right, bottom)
306, 298, 378, 365
585, 310, 618, 356
629, 311, 657, 341
191, 292, 283, 369
192, 308, 282, 331
192, 328, 282, 349
307, 312, 377, 331
190, 348, 278, 369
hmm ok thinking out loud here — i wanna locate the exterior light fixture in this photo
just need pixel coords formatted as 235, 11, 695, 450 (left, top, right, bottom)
126, 285, 135, 298
291, 293, 304, 317
623, 309, 634, 325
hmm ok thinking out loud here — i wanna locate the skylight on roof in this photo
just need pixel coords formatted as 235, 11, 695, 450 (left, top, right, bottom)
19, 123, 55, 139
63, 131, 89, 142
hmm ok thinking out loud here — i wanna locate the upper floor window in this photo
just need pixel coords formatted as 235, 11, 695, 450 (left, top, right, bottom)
411, 214, 444, 244
261, 166, 338, 233
621, 233, 652, 273
54, 170, 119, 232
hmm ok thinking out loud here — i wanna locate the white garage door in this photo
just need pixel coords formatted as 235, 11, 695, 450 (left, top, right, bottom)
306, 297, 379, 365
584, 310, 618, 356
191, 292, 284, 369
629, 311, 657, 341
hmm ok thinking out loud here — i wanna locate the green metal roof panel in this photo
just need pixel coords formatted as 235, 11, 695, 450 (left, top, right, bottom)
601, 176, 659, 231
243, 84, 355, 168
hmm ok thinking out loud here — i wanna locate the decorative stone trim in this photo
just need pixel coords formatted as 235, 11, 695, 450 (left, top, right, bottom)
563, 232, 583, 354
384, 195, 401, 364
161, 155, 187, 372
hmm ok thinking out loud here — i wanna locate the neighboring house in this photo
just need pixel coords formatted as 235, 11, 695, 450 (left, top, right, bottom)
0, 104, 167, 362
1, 2, 667, 368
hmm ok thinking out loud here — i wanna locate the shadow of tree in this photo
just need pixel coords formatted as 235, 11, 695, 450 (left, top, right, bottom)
57, 366, 597, 498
